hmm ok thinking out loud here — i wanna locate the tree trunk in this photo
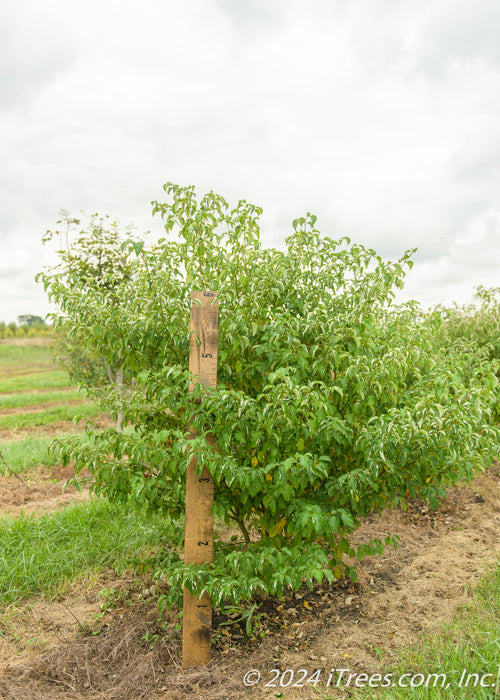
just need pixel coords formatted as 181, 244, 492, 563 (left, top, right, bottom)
103, 359, 124, 431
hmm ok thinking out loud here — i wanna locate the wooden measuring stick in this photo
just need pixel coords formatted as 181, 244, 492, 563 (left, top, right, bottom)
182, 291, 219, 668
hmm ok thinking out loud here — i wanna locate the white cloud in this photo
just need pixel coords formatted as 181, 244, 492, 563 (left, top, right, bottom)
0, 1, 76, 108
412, 0, 500, 77
1, 0, 499, 321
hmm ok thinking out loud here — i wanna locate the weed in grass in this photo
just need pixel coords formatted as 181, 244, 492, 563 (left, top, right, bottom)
0, 436, 62, 473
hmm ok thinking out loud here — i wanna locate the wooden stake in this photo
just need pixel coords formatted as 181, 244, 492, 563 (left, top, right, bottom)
182, 291, 218, 668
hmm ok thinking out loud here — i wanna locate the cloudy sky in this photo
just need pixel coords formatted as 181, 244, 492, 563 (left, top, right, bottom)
1, 0, 499, 323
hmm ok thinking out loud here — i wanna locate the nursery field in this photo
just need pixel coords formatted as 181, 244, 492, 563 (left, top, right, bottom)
0, 338, 499, 700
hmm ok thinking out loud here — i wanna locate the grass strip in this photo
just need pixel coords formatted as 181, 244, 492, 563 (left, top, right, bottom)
0, 499, 159, 601
0, 436, 71, 473
0, 389, 82, 410
0, 403, 100, 429
0, 371, 71, 393
344, 562, 500, 700
0, 344, 54, 366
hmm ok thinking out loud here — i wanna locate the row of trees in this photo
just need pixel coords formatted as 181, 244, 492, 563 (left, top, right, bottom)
0, 316, 51, 338
38, 184, 500, 615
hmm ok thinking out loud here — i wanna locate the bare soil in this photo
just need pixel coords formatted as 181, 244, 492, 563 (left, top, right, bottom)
0, 400, 93, 417
0, 365, 56, 377
0, 462, 498, 699
0, 464, 89, 517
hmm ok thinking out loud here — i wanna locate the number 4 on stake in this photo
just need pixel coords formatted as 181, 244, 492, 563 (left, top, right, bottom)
182, 291, 219, 668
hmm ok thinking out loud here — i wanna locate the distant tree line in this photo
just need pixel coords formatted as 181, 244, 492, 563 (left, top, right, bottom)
0, 315, 53, 338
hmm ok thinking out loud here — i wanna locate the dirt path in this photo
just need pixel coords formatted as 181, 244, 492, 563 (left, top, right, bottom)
0, 338, 54, 347
0, 386, 75, 396
0, 365, 56, 377
0, 463, 499, 700
0, 400, 92, 417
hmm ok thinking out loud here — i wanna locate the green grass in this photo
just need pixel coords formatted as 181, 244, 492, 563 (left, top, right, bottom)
0, 403, 100, 429
0, 498, 160, 601
0, 371, 71, 393
0, 342, 54, 367
0, 436, 66, 473
0, 341, 135, 605
0, 389, 82, 410
342, 563, 500, 700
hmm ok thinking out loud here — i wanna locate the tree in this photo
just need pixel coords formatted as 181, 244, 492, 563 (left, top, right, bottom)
38, 212, 144, 428
431, 285, 500, 420
17, 314, 46, 327
41, 183, 500, 617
